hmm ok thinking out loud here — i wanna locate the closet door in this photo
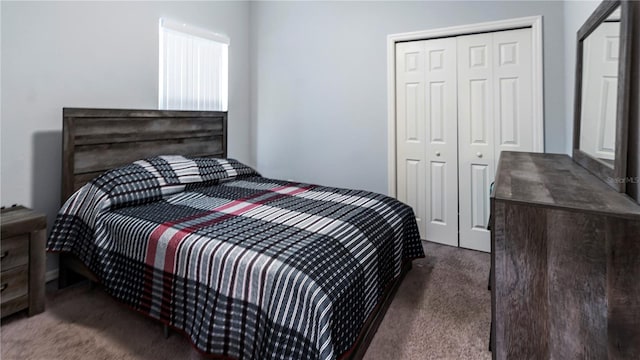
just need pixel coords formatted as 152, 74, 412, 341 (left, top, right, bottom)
457, 33, 495, 252
396, 39, 458, 245
424, 38, 458, 246
493, 28, 534, 165
396, 41, 427, 238
458, 28, 533, 252
396, 27, 535, 252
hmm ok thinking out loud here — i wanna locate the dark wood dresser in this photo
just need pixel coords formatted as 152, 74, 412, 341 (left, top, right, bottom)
490, 152, 640, 359
1, 206, 46, 318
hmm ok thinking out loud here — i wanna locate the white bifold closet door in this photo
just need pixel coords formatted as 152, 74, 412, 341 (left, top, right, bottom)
458, 28, 533, 251
396, 27, 534, 252
396, 39, 458, 246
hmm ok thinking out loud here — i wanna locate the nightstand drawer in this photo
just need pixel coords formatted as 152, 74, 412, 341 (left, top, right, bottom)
1, 266, 29, 303
1, 235, 29, 271
1, 206, 46, 318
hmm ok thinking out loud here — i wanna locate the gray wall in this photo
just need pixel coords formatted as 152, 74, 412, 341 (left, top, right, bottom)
1, 1, 251, 272
250, 1, 567, 194
2, 1, 596, 275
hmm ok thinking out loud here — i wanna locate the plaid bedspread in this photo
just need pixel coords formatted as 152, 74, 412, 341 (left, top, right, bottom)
48, 156, 424, 359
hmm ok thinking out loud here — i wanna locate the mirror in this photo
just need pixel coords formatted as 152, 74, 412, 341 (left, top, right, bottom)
574, 0, 631, 192
579, 7, 620, 168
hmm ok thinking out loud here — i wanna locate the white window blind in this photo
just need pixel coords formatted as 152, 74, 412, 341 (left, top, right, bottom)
159, 18, 229, 111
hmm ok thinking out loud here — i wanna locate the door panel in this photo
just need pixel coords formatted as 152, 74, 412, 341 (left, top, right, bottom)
396, 39, 458, 246
498, 77, 519, 145
597, 78, 617, 153
405, 83, 421, 141
580, 22, 619, 161
458, 33, 494, 252
458, 28, 534, 252
396, 41, 427, 238
430, 161, 446, 223
424, 38, 458, 247
404, 159, 423, 227
471, 164, 490, 229
430, 82, 445, 142
470, 79, 489, 144
493, 28, 534, 162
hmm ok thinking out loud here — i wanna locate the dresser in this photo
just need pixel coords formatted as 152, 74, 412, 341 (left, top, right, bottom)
1, 206, 46, 318
490, 152, 640, 359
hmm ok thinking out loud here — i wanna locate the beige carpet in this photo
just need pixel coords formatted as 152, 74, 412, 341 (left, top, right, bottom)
1, 242, 491, 360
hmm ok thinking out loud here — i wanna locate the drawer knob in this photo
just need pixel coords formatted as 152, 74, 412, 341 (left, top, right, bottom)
0, 251, 8, 259
0, 283, 7, 292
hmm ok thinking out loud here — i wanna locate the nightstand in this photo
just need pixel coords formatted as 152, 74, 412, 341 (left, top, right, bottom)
1, 206, 46, 318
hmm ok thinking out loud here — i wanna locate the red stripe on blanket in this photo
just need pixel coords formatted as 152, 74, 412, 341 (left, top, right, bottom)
139, 183, 314, 317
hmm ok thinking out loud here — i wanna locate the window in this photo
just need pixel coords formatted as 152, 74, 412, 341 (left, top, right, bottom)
159, 18, 229, 111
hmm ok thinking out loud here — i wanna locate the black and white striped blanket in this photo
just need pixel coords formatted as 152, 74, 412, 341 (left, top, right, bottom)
48, 156, 424, 359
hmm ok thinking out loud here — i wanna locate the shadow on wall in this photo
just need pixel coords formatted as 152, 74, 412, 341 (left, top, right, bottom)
32, 130, 62, 273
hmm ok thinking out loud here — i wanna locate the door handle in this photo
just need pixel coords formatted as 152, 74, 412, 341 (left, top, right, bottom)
477, 152, 483, 158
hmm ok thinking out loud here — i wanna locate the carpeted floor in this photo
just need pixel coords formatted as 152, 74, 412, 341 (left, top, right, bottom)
1, 241, 492, 360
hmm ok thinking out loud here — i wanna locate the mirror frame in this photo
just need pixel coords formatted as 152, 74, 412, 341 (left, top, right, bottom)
573, 0, 632, 192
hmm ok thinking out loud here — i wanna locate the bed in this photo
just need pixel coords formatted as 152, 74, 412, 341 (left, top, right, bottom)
49, 108, 425, 360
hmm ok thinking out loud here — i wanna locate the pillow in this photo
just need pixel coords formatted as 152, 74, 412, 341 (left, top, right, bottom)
90, 156, 260, 209
49, 156, 260, 252
58, 155, 258, 219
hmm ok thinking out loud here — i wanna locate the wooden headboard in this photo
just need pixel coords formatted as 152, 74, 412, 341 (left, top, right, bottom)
62, 108, 227, 202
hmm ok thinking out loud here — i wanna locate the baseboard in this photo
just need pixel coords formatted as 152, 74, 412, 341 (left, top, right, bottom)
45, 269, 59, 283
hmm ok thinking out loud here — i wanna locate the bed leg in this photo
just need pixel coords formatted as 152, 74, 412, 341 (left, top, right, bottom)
163, 324, 170, 339
58, 263, 82, 289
